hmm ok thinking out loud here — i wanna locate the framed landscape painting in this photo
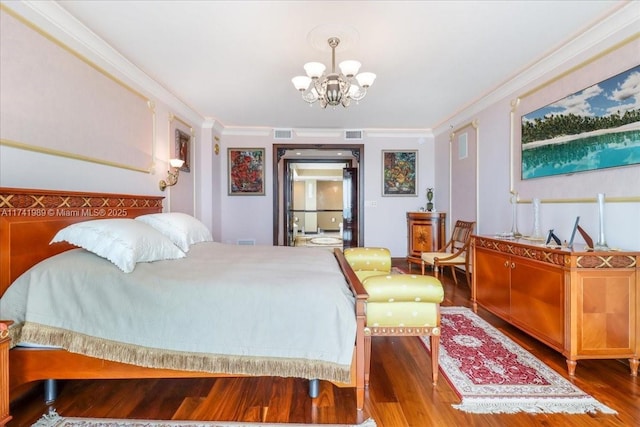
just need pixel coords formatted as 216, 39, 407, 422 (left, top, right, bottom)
228, 148, 265, 195
520, 64, 640, 180
382, 150, 417, 196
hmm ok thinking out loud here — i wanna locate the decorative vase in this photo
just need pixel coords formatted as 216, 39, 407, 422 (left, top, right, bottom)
531, 198, 543, 239
594, 193, 609, 251
510, 191, 521, 238
426, 188, 434, 212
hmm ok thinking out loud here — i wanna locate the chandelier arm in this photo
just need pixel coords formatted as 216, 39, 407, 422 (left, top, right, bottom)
313, 79, 325, 97
350, 87, 367, 102
338, 77, 351, 98
302, 91, 319, 104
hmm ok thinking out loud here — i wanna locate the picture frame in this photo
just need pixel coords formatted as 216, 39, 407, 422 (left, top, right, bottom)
175, 128, 191, 172
509, 37, 639, 201
520, 65, 639, 181
568, 216, 581, 249
228, 148, 265, 196
382, 150, 417, 196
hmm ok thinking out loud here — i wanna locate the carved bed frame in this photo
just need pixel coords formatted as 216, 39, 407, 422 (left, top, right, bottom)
0, 187, 368, 411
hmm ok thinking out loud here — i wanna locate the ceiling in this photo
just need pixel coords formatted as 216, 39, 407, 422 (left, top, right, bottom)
53, 0, 623, 131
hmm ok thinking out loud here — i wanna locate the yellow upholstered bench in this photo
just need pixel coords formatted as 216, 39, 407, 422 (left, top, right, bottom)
343, 247, 391, 281
362, 274, 444, 387
343, 247, 444, 388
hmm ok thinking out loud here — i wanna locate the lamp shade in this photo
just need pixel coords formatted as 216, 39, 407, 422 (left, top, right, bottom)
339, 60, 361, 77
291, 76, 312, 91
304, 62, 326, 79
355, 72, 376, 87
348, 84, 362, 97
169, 158, 185, 168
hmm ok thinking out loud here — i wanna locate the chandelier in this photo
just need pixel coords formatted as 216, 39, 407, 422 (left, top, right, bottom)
291, 37, 376, 108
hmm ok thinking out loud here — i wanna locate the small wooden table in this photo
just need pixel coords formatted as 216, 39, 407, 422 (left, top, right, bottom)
406, 211, 446, 272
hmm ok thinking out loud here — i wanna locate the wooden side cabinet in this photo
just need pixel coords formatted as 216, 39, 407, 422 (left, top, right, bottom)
0, 321, 11, 426
472, 235, 639, 377
406, 212, 446, 271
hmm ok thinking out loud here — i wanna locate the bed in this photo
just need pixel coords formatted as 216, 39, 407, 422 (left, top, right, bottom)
0, 187, 369, 411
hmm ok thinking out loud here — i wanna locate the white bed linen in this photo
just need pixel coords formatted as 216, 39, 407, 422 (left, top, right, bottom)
0, 243, 356, 381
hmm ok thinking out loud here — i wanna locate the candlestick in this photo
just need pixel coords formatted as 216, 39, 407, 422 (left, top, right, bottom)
594, 193, 609, 251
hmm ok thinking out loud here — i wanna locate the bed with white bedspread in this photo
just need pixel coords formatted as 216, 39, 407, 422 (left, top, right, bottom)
2, 243, 356, 382
0, 187, 369, 411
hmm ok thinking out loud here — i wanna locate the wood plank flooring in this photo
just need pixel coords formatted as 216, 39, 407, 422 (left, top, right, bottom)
7, 260, 640, 426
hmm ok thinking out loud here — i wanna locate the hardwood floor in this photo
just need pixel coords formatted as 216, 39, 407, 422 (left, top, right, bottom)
7, 260, 640, 426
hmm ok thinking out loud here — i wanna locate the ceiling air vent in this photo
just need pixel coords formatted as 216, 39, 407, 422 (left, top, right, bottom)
274, 128, 293, 140
344, 130, 363, 140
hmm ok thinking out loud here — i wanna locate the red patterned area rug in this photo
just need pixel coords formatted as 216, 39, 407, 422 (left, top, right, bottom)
421, 307, 616, 414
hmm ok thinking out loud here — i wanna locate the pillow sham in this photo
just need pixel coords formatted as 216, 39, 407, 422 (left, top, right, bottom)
50, 218, 186, 273
135, 212, 213, 252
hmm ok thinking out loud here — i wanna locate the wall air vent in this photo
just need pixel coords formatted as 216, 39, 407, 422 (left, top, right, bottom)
237, 239, 256, 246
344, 130, 363, 140
274, 128, 293, 140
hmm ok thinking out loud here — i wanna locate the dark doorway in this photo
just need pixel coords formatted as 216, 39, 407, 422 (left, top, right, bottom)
272, 144, 364, 247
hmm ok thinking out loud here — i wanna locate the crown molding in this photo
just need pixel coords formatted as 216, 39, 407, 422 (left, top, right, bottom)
220, 127, 434, 139
221, 128, 272, 137
365, 129, 434, 139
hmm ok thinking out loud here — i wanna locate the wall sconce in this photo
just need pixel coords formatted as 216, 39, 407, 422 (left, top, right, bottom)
159, 158, 185, 191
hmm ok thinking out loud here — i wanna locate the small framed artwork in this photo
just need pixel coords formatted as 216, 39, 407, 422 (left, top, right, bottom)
382, 150, 418, 196
228, 148, 265, 196
175, 129, 191, 172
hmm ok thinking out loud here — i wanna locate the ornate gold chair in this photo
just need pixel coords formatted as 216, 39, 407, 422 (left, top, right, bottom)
421, 220, 475, 286
344, 248, 444, 387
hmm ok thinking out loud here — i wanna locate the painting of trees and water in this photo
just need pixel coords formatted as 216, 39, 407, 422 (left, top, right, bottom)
521, 65, 640, 180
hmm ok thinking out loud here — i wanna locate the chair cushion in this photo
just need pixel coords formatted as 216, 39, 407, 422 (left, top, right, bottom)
366, 301, 440, 327
421, 252, 466, 265
343, 247, 391, 275
363, 274, 444, 303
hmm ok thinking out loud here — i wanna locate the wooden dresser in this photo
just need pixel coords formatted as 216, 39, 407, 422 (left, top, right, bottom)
406, 212, 446, 271
472, 235, 639, 376
0, 321, 11, 426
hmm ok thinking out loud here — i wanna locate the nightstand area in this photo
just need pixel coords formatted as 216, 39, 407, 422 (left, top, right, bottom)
1, 320, 12, 426
406, 212, 446, 272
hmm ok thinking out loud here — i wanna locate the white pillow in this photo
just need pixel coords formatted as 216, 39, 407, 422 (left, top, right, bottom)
135, 212, 213, 252
50, 218, 186, 273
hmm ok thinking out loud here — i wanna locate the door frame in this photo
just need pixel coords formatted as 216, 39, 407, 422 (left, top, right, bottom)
272, 143, 364, 246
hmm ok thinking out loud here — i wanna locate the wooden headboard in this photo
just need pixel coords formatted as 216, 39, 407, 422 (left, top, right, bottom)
0, 187, 163, 297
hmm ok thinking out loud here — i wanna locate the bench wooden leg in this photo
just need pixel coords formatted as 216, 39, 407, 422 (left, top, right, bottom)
431, 334, 440, 385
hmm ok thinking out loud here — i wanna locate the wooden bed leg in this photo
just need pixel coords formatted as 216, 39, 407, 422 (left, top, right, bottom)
308, 379, 319, 398
356, 386, 365, 412
44, 379, 57, 404
364, 334, 372, 388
